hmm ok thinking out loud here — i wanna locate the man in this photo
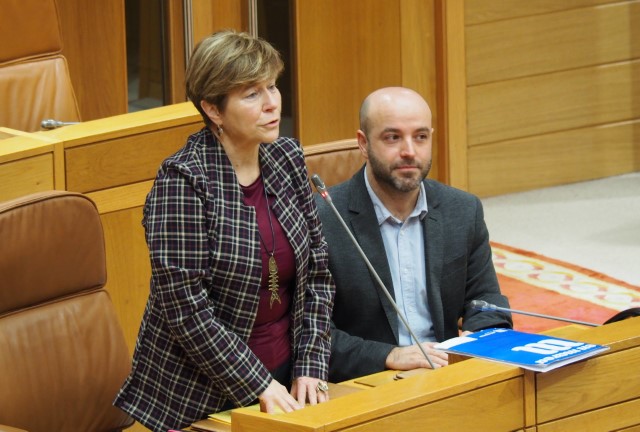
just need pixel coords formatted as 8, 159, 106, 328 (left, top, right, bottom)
316, 87, 512, 382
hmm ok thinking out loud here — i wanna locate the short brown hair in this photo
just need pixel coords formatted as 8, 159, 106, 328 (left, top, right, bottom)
185, 30, 284, 126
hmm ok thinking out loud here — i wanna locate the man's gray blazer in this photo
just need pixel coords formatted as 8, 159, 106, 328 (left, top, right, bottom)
315, 166, 512, 382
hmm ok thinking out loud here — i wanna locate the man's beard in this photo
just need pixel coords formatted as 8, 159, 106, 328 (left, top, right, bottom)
368, 149, 431, 193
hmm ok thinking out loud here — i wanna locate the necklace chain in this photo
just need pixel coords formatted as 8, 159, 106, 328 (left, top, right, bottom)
256, 176, 281, 308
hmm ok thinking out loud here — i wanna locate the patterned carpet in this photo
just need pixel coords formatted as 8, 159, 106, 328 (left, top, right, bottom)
492, 242, 640, 333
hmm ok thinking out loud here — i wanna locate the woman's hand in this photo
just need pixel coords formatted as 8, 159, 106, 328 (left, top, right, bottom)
258, 379, 303, 414
290, 376, 330, 407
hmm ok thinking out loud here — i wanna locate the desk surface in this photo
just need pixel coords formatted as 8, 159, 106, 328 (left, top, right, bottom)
189, 319, 640, 432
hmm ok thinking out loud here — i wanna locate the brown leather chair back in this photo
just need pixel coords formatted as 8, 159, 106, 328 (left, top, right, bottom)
0, 191, 132, 432
0, 0, 80, 132
304, 138, 362, 188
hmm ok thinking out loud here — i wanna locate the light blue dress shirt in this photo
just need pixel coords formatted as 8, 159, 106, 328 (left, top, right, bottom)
364, 167, 436, 346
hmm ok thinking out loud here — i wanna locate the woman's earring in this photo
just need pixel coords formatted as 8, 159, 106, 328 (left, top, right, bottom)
217, 125, 223, 135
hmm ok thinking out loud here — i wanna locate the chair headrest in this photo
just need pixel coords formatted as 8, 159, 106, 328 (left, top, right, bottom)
0, 56, 80, 131
304, 138, 362, 188
0, 191, 106, 316
0, 0, 63, 65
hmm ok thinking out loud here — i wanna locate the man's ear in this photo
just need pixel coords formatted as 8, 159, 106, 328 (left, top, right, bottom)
201, 100, 222, 125
356, 130, 368, 159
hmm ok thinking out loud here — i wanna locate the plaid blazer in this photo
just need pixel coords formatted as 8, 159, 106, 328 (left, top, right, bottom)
114, 128, 334, 431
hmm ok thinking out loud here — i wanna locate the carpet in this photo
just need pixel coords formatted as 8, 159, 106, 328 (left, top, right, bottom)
491, 242, 640, 333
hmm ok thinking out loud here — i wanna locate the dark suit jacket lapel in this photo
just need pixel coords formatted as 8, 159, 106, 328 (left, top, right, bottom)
348, 169, 400, 343
423, 180, 446, 341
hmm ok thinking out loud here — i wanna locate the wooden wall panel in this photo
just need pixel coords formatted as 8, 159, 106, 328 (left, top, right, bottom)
465, 0, 620, 25
88, 180, 154, 214
65, 124, 198, 193
42, 102, 201, 193
400, 1, 438, 111
294, 0, 402, 145
342, 380, 524, 432
466, 1, 640, 85
46, 102, 201, 146
400, 0, 440, 181
191, 0, 247, 45
100, 206, 151, 354
463, 0, 640, 196
468, 120, 640, 196
96, 196, 151, 432
437, 0, 469, 189
537, 399, 640, 432
56, 0, 128, 121
0, 155, 54, 202
467, 60, 640, 146
536, 347, 640, 423
137, 0, 165, 102
294, 0, 442, 181
0, 130, 60, 202
166, 1, 187, 104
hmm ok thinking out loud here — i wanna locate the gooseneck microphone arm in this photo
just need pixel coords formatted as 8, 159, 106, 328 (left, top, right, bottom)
312, 174, 436, 369
470, 300, 599, 327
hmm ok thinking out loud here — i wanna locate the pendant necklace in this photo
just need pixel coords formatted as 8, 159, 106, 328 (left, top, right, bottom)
257, 177, 281, 308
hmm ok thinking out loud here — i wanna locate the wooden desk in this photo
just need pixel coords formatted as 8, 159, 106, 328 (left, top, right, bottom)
191, 319, 640, 431
229, 361, 525, 432
0, 127, 62, 201
529, 318, 640, 431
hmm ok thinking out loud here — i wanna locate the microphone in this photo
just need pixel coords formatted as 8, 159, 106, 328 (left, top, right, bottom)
41, 119, 80, 130
312, 174, 436, 369
470, 300, 599, 327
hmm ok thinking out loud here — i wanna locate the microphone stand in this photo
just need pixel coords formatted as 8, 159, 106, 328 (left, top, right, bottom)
312, 174, 436, 369
470, 300, 599, 327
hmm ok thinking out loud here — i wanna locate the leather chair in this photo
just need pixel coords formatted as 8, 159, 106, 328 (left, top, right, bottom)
0, 191, 133, 432
304, 138, 362, 188
0, 0, 80, 132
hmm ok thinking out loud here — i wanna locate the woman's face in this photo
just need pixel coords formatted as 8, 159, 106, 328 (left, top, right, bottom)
209, 80, 281, 148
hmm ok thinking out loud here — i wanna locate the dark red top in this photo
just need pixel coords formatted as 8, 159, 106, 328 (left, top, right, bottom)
241, 176, 294, 371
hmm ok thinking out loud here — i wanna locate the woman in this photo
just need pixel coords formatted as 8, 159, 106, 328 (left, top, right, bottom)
114, 30, 335, 431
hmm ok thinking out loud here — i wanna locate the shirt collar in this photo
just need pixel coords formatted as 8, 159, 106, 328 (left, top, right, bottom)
363, 165, 428, 226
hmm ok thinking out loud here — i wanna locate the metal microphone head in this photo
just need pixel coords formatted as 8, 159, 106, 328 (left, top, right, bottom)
41, 119, 79, 130
311, 174, 332, 202
470, 300, 495, 311
41, 119, 60, 130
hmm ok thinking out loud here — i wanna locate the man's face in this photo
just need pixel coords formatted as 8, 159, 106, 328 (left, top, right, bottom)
360, 92, 433, 194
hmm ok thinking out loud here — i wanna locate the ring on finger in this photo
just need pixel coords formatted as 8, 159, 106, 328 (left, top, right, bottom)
316, 381, 329, 392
